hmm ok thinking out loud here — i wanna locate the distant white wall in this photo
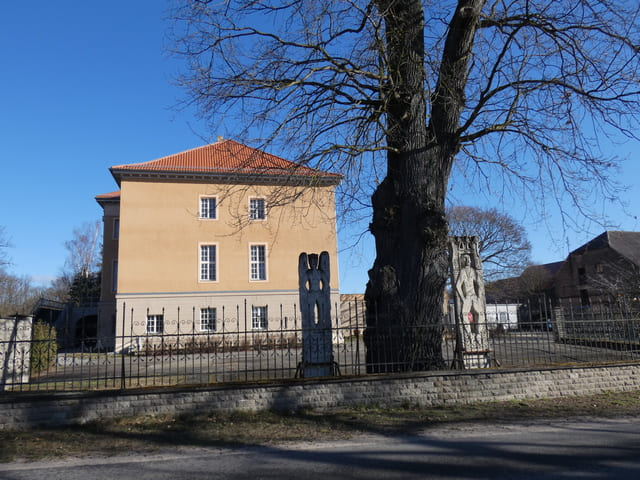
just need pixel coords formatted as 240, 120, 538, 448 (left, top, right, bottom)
485, 304, 519, 329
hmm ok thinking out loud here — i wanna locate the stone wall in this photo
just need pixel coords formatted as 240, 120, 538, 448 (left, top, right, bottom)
1, 363, 639, 429
0, 316, 32, 390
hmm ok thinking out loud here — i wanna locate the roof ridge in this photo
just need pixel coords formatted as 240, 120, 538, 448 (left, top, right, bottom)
154, 138, 242, 162
113, 139, 231, 169
109, 140, 342, 180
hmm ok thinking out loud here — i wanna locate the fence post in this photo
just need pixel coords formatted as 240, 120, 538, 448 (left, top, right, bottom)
120, 303, 126, 389
554, 306, 565, 342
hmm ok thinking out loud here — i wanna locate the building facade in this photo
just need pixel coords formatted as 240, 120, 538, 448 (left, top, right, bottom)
553, 231, 640, 307
96, 140, 341, 351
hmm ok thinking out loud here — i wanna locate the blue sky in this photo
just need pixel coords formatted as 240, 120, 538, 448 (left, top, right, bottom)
1, 1, 639, 295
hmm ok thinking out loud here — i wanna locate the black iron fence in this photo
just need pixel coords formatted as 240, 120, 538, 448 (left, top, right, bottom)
2, 297, 640, 393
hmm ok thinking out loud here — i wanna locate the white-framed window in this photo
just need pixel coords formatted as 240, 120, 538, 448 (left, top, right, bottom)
200, 244, 217, 281
249, 197, 266, 220
250, 244, 267, 281
200, 307, 217, 332
252, 306, 268, 330
200, 196, 217, 219
113, 218, 120, 239
146, 314, 164, 334
112, 260, 118, 293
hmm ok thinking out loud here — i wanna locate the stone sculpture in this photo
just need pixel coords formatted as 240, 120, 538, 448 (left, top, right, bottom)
298, 251, 336, 377
449, 236, 491, 368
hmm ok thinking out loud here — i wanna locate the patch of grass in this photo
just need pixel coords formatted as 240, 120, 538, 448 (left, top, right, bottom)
1, 389, 639, 463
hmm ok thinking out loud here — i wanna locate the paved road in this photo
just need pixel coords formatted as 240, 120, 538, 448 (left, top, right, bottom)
2, 418, 640, 479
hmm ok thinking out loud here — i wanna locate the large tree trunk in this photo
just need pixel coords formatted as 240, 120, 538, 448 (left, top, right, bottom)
364, 0, 483, 373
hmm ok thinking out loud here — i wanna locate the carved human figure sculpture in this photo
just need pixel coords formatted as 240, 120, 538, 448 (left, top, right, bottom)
456, 254, 482, 333
449, 237, 490, 367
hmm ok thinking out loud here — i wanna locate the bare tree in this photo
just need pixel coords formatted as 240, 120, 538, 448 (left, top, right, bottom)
0, 274, 40, 317
63, 221, 102, 278
59, 221, 102, 306
447, 206, 531, 280
170, 0, 640, 371
585, 259, 640, 308
41, 276, 73, 304
0, 225, 11, 271
0, 226, 43, 316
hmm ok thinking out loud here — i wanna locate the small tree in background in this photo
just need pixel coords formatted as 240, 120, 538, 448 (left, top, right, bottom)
56, 221, 102, 305
583, 260, 640, 316
68, 270, 101, 306
63, 221, 101, 278
30, 321, 57, 374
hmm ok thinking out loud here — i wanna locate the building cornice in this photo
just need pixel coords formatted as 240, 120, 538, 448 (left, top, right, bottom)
110, 168, 342, 187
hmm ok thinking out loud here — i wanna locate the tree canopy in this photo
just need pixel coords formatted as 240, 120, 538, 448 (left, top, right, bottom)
171, 0, 639, 222
171, 0, 640, 371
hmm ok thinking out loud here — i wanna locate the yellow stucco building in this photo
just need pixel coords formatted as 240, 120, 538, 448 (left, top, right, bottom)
96, 140, 341, 351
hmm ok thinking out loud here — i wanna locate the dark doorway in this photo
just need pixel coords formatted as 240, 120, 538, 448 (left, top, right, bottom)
75, 315, 98, 348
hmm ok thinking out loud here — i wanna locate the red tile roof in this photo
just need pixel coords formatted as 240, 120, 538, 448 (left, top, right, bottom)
95, 191, 121, 200
95, 190, 121, 206
110, 140, 341, 185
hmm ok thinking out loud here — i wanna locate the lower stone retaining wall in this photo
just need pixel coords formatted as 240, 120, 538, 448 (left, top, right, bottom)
2, 363, 639, 430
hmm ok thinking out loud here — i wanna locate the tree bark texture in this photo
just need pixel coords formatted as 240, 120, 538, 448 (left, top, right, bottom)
364, 0, 484, 372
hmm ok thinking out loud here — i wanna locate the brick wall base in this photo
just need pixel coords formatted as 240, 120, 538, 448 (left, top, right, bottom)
2, 363, 639, 430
